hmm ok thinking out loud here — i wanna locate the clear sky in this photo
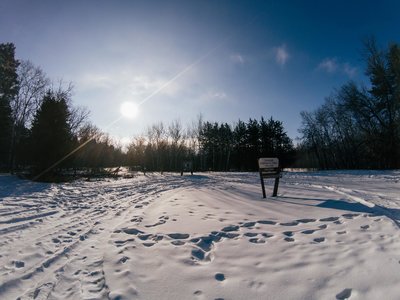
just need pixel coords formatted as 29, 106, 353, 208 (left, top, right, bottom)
1, 0, 400, 144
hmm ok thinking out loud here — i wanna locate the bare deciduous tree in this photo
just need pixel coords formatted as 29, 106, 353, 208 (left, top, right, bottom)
11, 60, 50, 128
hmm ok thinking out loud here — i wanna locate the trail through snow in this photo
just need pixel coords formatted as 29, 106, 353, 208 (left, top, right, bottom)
0, 170, 400, 299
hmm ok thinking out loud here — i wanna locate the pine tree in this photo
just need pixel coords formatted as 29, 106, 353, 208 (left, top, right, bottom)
0, 43, 19, 170
29, 92, 74, 179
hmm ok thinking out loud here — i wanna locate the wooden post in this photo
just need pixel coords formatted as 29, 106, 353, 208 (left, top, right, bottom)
259, 170, 266, 198
272, 177, 280, 197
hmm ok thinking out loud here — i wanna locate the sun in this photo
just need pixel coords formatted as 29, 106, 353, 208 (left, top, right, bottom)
120, 101, 139, 119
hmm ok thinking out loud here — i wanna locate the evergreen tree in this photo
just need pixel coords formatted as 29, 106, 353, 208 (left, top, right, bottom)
29, 92, 74, 179
0, 43, 19, 170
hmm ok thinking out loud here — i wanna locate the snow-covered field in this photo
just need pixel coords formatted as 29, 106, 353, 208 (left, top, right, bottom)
1, 170, 400, 300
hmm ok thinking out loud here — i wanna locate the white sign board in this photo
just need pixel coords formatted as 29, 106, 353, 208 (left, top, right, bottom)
258, 157, 279, 169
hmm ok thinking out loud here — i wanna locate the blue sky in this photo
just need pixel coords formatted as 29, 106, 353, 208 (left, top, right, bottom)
1, 0, 400, 144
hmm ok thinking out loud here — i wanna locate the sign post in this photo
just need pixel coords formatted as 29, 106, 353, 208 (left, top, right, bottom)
181, 161, 193, 176
258, 158, 281, 198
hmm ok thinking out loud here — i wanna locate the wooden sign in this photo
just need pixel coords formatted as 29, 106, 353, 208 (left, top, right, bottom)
181, 161, 193, 176
258, 157, 279, 169
258, 157, 281, 198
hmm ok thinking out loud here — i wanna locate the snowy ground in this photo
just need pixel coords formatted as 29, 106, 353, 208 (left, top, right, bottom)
0, 170, 400, 300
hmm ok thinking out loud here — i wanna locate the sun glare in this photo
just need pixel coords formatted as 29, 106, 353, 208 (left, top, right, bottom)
120, 101, 139, 119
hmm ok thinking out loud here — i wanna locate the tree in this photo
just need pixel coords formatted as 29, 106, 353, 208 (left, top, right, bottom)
12, 60, 50, 128
29, 92, 74, 179
299, 38, 400, 169
9, 60, 50, 170
232, 120, 247, 170
0, 43, 19, 170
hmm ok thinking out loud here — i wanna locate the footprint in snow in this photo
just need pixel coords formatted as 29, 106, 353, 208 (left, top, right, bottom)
297, 218, 316, 223
244, 232, 258, 237
196, 235, 221, 252
342, 213, 360, 219
167, 233, 190, 239
301, 229, 316, 235
284, 237, 295, 242
313, 237, 325, 243
337, 231, 347, 235
241, 222, 256, 228
171, 240, 185, 246
191, 248, 211, 261
360, 225, 370, 230
221, 225, 239, 232
283, 231, 294, 237
249, 238, 266, 244
257, 220, 277, 225
138, 234, 152, 241
114, 239, 134, 247
336, 288, 352, 299
14, 260, 25, 268
143, 242, 155, 247
261, 232, 274, 238
319, 224, 328, 229
320, 217, 340, 222
118, 256, 130, 264
280, 221, 299, 226
215, 232, 240, 239
215, 273, 225, 281
123, 228, 144, 235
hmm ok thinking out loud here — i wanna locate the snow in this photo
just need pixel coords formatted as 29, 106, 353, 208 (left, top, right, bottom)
1, 170, 400, 299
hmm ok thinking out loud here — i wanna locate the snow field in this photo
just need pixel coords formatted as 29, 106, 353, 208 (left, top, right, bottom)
0, 171, 400, 299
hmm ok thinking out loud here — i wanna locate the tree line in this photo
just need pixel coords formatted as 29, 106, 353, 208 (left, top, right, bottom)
0, 42, 295, 180
298, 38, 400, 169
6, 38, 397, 180
126, 117, 295, 172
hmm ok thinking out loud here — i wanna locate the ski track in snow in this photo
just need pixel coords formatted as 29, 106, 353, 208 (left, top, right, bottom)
0, 171, 400, 299
0, 174, 188, 299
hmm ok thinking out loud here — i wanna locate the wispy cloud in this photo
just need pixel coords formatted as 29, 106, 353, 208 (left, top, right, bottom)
274, 44, 290, 66
318, 58, 338, 73
317, 58, 358, 78
343, 63, 357, 78
78, 71, 180, 99
197, 90, 229, 104
230, 53, 245, 65
211, 91, 227, 99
